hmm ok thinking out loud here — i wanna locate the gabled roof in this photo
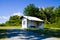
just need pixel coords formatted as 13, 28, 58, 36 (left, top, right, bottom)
21, 16, 44, 22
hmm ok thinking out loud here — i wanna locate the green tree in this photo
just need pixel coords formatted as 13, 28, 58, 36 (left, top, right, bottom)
5, 15, 22, 26
0, 23, 6, 26
24, 4, 40, 18
39, 8, 46, 20
54, 6, 60, 23
54, 6, 60, 17
39, 7, 55, 23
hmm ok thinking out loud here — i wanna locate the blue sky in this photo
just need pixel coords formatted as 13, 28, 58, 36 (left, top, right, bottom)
0, 0, 60, 23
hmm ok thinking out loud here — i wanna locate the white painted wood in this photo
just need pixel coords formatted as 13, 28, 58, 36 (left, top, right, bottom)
21, 16, 44, 29
22, 18, 27, 28
23, 16, 44, 22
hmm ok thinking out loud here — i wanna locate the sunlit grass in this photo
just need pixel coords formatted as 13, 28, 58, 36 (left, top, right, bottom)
0, 26, 22, 29
0, 38, 7, 40
0, 26, 60, 40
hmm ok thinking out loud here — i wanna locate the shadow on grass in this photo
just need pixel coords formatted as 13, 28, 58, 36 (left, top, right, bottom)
26, 28, 60, 38
0, 29, 25, 39
0, 29, 7, 39
0, 28, 60, 40
0, 29, 49, 40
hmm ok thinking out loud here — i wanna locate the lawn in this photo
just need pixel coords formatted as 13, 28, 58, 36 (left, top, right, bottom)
25, 28, 60, 40
0, 26, 60, 40
26, 28, 60, 37
0, 26, 21, 29
0, 29, 7, 40
0, 26, 21, 40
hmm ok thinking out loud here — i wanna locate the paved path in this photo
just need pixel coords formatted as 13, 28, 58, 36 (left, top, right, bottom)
6, 29, 49, 40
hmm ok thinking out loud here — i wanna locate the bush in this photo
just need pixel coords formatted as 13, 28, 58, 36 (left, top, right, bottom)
0, 23, 6, 26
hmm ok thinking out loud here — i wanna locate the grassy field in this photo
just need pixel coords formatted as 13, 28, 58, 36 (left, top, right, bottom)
25, 28, 60, 40
0, 26, 22, 40
0, 26, 21, 29
44, 18, 60, 28
0, 26, 60, 40
26, 28, 60, 37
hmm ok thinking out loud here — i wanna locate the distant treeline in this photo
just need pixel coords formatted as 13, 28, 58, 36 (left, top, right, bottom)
0, 4, 60, 27
0, 15, 22, 26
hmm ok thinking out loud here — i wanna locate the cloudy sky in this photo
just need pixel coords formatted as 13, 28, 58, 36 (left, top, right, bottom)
0, 0, 60, 23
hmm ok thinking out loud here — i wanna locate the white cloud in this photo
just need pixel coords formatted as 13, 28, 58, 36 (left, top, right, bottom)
12, 12, 24, 16
2, 16, 9, 19
0, 16, 9, 23
0, 16, 9, 20
0, 16, 2, 19
0, 12, 23, 23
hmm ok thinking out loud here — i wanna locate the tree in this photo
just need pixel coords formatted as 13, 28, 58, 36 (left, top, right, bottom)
0, 23, 6, 26
39, 7, 55, 23
54, 6, 60, 17
39, 8, 46, 20
24, 4, 55, 23
5, 15, 22, 26
54, 6, 60, 23
23, 4, 40, 18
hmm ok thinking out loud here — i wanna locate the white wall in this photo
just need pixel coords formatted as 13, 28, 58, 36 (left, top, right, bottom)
22, 18, 27, 28
22, 18, 44, 29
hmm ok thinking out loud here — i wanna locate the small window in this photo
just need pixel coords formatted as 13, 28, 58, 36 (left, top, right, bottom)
23, 21, 25, 25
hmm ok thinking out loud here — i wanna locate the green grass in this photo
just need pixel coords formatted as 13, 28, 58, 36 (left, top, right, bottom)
44, 23, 60, 28
0, 29, 7, 39
25, 28, 60, 37
0, 26, 22, 39
0, 25, 60, 39
0, 26, 21, 29
44, 17, 60, 28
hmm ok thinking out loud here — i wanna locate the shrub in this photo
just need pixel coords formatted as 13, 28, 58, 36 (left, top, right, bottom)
0, 23, 6, 26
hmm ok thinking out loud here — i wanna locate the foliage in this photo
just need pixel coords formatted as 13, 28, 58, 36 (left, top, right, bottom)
0, 23, 6, 26
23, 4, 40, 18
24, 4, 57, 23
44, 17, 60, 28
5, 15, 22, 26
54, 6, 60, 17
39, 7, 56, 23
0, 4, 60, 28
24, 4, 60, 28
